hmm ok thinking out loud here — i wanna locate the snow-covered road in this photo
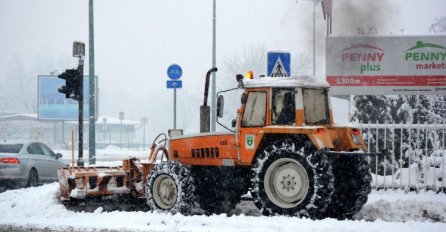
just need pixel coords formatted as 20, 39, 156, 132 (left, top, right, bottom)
0, 183, 445, 232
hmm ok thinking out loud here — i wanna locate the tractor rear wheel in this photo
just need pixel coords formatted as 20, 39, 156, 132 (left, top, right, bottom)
324, 155, 372, 219
146, 161, 195, 214
251, 138, 333, 218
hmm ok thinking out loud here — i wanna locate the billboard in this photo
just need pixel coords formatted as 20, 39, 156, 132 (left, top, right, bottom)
326, 35, 446, 95
38, 75, 98, 120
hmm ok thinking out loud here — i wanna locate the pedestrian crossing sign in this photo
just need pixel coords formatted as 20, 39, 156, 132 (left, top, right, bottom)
267, 52, 291, 77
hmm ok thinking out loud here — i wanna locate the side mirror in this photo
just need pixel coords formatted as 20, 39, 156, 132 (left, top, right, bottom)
236, 74, 243, 82
56, 153, 63, 159
241, 93, 247, 104
217, 95, 224, 118
231, 119, 237, 128
236, 74, 244, 88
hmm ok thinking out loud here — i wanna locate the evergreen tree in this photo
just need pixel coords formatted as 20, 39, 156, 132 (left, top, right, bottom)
353, 95, 446, 177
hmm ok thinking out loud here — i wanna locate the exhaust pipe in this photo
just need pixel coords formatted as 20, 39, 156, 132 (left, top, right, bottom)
200, 67, 218, 133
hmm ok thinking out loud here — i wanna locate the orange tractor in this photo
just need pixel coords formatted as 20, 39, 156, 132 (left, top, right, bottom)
58, 69, 373, 219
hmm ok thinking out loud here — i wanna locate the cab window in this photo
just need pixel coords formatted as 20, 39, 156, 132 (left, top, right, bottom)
242, 91, 267, 127
272, 88, 295, 125
303, 88, 329, 125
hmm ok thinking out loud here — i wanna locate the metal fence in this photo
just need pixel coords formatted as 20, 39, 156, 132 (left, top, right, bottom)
357, 123, 446, 191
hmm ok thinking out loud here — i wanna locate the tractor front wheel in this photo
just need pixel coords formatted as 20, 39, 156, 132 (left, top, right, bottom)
146, 161, 195, 214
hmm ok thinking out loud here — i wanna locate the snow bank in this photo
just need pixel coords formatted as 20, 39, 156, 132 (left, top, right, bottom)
1, 184, 445, 231
356, 190, 446, 223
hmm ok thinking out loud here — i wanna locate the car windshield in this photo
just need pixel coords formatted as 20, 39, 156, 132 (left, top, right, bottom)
0, 144, 24, 153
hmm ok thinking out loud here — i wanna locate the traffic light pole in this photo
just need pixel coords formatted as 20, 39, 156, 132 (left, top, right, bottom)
59, 41, 85, 167
78, 59, 84, 167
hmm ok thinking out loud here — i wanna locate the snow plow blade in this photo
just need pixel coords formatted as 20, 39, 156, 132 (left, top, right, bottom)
58, 158, 154, 201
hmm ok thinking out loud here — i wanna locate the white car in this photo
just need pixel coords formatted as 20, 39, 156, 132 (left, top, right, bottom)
0, 140, 68, 189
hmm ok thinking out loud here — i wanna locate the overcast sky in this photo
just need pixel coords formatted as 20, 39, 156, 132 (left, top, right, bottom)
0, 0, 445, 138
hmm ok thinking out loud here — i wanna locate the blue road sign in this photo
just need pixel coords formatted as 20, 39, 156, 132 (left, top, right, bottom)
167, 80, 182, 89
267, 52, 291, 77
167, 64, 183, 80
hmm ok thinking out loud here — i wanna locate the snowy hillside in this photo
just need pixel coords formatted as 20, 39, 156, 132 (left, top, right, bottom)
0, 182, 445, 232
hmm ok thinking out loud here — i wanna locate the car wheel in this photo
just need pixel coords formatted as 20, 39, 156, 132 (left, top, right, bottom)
27, 169, 38, 187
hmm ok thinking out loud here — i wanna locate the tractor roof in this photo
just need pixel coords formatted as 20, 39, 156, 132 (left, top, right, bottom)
243, 76, 329, 89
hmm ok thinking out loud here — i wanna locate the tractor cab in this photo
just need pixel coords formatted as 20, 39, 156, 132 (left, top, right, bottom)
236, 76, 332, 128
169, 73, 365, 166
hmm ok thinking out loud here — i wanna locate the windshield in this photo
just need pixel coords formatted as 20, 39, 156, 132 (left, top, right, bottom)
242, 91, 267, 127
0, 144, 24, 153
303, 88, 329, 125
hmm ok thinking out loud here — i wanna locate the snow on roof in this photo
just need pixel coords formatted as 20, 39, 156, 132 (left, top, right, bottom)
0, 113, 37, 120
243, 76, 329, 88
0, 114, 140, 125
57, 116, 140, 125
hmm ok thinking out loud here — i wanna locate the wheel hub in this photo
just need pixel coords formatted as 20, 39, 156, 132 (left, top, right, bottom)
264, 158, 309, 209
281, 174, 297, 192
153, 174, 177, 209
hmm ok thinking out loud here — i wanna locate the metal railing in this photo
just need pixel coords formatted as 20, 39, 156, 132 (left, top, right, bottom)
357, 123, 446, 192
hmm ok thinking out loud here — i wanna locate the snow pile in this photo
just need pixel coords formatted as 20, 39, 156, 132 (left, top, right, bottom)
356, 199, 446, 222
355, 190, 446, 223
1, 183, 446, 231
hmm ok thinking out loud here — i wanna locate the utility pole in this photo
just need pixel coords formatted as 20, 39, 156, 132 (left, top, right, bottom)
300, 0, 322, 77
88, 0, 96, 164
211, 0, 217, 132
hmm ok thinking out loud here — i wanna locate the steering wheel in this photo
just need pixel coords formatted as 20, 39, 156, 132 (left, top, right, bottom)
151, 133, 168, 149
150, 133, 168, 162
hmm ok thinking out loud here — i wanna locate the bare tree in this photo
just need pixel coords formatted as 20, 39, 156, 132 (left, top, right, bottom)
1, 48, 72, 114
431, 16, 446, 33
4, 53, 36, 113
219, 45, 312, 90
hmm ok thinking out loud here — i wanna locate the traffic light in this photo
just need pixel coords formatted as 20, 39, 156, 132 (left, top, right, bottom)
58, 68, 80, 101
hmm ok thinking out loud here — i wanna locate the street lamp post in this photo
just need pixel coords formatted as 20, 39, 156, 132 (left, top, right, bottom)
88, 0, 96, 165
298, 0, 321, 77
211, 0, 217, 132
